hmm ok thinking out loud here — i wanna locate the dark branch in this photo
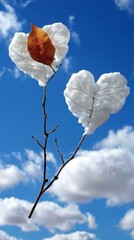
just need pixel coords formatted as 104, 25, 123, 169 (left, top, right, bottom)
43, 134, 86, 193
28, 86, 48, 218
48, 124, 59, 135
32, 135, 44, 150
55, 138, 64, 164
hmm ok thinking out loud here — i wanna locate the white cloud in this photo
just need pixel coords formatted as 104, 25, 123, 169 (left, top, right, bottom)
120, 209, 134, 230
119, 209, 134, 239
68, 15, 75, 26
0, 67, 22, 79
0, 197, 38, 231
0, 149, 56, 191
0, 162, 26, 192
0, 230, 21, 240
62, 57, 72, 73
13, 67, 21, 79
49, 126, 134, 206
23, 149, 57, 181
45, 231, 99, 240
23, 149, 43, 181
0, 67, 6, 78
35, 201, 87, 232
41, 150, 57, 165
96, 125, 134, 150
68, 15, 80, 46
20, 0, 33, 8
11, 151, 22, 161
86, 213, 98, 229
0, 0, 23, 39
114, 0, 134, 13
71, 31, 81, 46
0, 197, 93, 232
131, 230, 134, 239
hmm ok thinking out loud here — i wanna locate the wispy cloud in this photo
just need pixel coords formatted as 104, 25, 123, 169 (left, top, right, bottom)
0, 67, 22, 79
0, 230, 21, 240
0, 67, 6, 78
0, 0, 23, 40
68, 15, 80, 46
114, 0, 134, 14
11, 0, 34, 8
20, 0, 33, 8
71, 31, 80, 46
62, 56, 72, 73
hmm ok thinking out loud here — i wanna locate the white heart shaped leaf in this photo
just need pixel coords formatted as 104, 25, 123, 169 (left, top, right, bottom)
64, 70, 130, 135
9, 23, 70, 86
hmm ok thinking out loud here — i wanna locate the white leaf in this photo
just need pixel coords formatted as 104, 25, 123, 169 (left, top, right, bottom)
64, 70, 130, 135
9, 23, 70, 86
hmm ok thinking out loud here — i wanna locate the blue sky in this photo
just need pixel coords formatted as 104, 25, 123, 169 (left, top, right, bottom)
0, 0, 134, 239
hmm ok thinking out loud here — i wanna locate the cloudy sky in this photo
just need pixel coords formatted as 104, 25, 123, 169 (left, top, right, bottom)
0, 0, 134, 239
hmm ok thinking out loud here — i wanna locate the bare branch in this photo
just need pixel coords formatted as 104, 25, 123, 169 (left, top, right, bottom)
28, 71, 86, 218
32, 135, 44, 150
48, 124, 59, 135
43, 134, 86, 193
55, 138, 64, 164
28, 86, 48, 218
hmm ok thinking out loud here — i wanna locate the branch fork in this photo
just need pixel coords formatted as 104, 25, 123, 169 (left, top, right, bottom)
28, 84, 86, 219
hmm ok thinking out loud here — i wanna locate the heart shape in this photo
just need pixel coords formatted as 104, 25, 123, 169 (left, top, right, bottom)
9, 23, 70, 86
64, 70, 130, 135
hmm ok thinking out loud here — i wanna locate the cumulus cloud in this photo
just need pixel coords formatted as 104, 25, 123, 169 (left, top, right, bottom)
114, 0, 134, 13
0, 230, 21, 240
23, 149, 43, 181
0, 149, 56, 191
0, 197, 93, 232
49, 126, 134, 206
0, 0, 23, 39
23, 149, 57, 181
0, 162, 26, 192
45, 231, 99, 240
96, 125, 134, 150
0, 197, 37, 231
68, 15, 80, 46
119, 209, 134, 239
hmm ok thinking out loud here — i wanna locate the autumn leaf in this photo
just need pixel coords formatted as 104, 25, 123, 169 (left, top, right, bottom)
27, 23, 55, 65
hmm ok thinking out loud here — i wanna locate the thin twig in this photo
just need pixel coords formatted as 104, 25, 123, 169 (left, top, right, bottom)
50, 65, 56, 73
47, 64, 62, 84
32, 135, 44, 150
55, 138, 64, 164
48, 124, 59, 135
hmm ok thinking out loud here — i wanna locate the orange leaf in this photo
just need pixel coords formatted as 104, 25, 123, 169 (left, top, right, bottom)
27, 23, 55, 65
